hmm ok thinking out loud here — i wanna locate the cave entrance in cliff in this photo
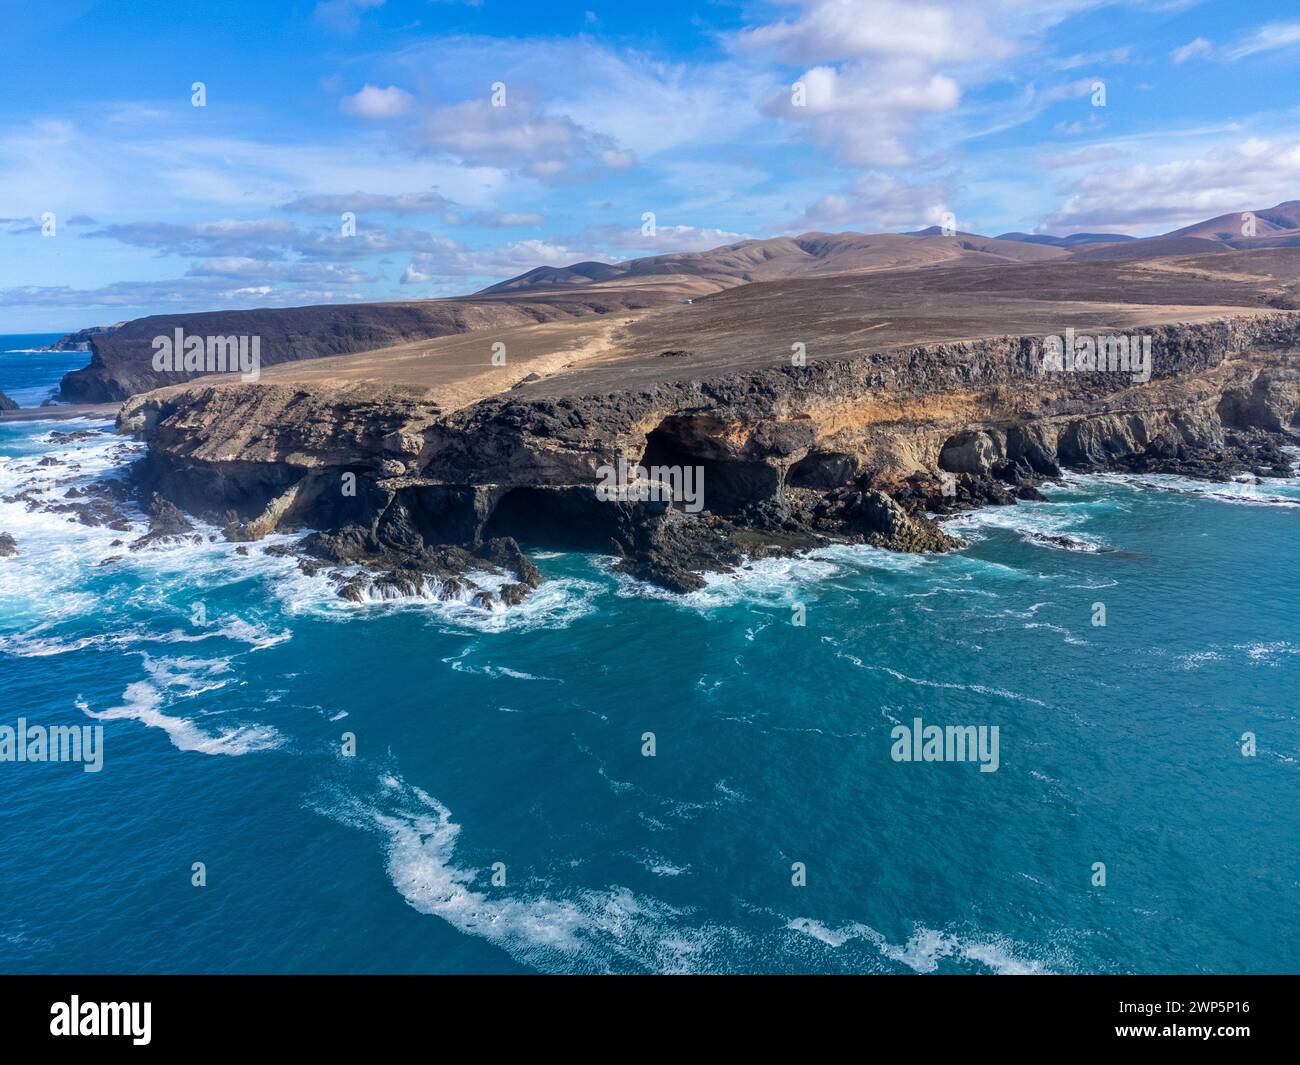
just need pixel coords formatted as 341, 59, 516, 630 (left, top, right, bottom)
481, 487, 621, 551
640, 415, 781, 516
787, 451, 859, 490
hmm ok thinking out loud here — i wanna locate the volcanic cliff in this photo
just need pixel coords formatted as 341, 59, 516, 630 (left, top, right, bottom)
115, 305, 1300, 601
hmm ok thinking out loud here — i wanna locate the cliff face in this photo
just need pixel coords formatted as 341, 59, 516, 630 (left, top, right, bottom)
58, 292, 666, 403
44, 322, 123, 353
117, 312, 1300, 598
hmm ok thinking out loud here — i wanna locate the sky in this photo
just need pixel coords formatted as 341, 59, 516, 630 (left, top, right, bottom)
2, 0, 1299, 332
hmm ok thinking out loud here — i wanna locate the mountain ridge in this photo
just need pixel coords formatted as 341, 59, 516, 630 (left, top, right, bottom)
482, 201, 1300, 295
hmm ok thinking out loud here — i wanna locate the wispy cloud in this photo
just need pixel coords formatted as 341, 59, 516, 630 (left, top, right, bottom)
282, 190, 454, 215
1171, 37, 1212, 63
313, 0, 385, 35
1225, 21, 1300, 61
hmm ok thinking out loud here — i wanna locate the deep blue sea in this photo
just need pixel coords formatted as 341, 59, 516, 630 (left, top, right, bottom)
2, 332, 1297, 974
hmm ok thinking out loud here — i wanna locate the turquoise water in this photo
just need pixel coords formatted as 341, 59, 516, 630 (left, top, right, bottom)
1, 334, 1298, 974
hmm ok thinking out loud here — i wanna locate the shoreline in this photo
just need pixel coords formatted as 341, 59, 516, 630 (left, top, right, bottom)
105, 313, 1300, 603
0, 402, 120, 423
6, 311, 1296, 606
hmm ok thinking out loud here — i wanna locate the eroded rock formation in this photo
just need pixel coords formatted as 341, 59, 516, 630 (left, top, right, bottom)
116, 313, 1300, 600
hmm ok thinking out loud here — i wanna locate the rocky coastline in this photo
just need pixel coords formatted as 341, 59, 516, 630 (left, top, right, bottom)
90, 312, 1300, 604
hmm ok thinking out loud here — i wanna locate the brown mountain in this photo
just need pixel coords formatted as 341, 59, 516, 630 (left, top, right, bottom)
484, 203, 1300, 297
479, 231, 1067, 297
44, 201, 1300, 405
1166, 200, 1300, 243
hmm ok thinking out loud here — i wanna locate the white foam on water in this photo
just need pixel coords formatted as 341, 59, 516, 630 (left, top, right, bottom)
714, 779, 745, 803
601, 540, 975, 613
1237, 640, 1300, 666
835, 652, 1048, 707
0, 427, 148, 616
604, 551, 842, 610
0, 418, 600, 641
77, 679, 281, 757
1176, 650, 1225, 670
942, 496, 1109, 552
0, 425, 312, 654
270, 554, 604, 635
0, 629, 138, 658
316, 768, 748, 974
1024, 621, 1089, 645
0, 614, 292, 658
69, 645, 283, 755
141, 653, 236, 698
440, 646, 558, 681
1077, 466, 1300, 508
787, 918, 1058, 974
643, 861, 689, 877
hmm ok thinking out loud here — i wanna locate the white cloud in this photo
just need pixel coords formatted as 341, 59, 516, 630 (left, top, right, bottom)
471, 211, 546, 227
1039, 77, 1102, 103
399, 238, 602, 283
388, 36, 766, 163
411, 97, 634, 180
1039, 136, 1300, 232
0, 118, 508, 222
1171, 37, 1212, 64
1226, 22, 1300, 61
783, 171, 954, 231
578, 224, 751, 252
1058, 47, 1130, 70
765, 62, 960, 165
84, 219, 299, 258
736, 0, 1008, 65
186, 258, 370, 285
740, 0, 1110, 166
341, 84, 415, 120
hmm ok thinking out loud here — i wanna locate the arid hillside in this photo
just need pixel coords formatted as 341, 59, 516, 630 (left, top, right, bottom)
42, 202, 1300, 412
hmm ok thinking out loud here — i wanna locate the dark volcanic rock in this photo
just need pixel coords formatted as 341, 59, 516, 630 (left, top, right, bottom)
613, 509, 747, 593
837, 488, 961, 552
129, 492, 199, 550
1027, 532, 1104, 552
0, 532, 16, 556
44, 481, 135, 531
115, 309, 1300, 595
0, 390, 17, 412
47, 429, 104, 444
297, 522, 543, 604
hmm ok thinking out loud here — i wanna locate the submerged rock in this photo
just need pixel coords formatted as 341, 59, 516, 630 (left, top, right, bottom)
296, 526, 544, 605
1026, 532, 1104, 553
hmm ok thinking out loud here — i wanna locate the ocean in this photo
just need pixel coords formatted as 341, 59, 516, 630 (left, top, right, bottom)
1, 332, 1297, 974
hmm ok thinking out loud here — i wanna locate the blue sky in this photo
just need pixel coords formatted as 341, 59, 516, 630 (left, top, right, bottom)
2, 0, 1299, 331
